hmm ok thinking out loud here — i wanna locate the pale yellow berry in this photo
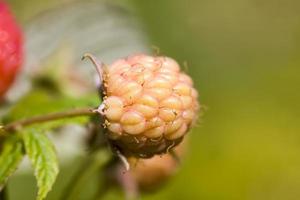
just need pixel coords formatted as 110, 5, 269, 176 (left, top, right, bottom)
182, 109, 195, 124
102, 54, 200, 157
108, 122, 122, 133
144, 126, 165, 138
191, 88, 199, 99
156, 68, 178, 78
146, 77, 172, 89
120, 111, 144, 125
179, 73, 193, 86
107, 123, 122, 139
160, 95, 183, 110
135, 69, 154, 85
108, 59, 128, 73
164, 117, 184, 135
128, 54, 158, 71
146, 88, 172, 101
136, 94, 159, 108
132, 104, 158, 119
123, 122, 146, 135
146, 117, 164, 130
157, 73, 178, 86
106, 75, 126, 95
165, 123, 187, 140
117, 81, 140, 96
180, 96, 193, 109
173, 83, 191, 96
159, 108, 178, 122
160, 57, 180, 72
104, 96, 124, 121
121, 85, 143, 104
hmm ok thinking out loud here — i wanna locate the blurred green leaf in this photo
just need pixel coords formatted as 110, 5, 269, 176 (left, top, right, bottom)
2, 89, 99, 130
0, 135, 24, 189
61, 149, 111, 200
4, 90, 99, 121
23, 129, 59, 200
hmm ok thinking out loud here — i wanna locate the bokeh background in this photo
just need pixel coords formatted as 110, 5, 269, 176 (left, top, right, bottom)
5, 0, 300, 199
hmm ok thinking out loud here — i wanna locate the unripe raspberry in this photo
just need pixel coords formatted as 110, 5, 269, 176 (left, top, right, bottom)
104, 140, 188, 197
102, 54, 199, 158
128, 139, 187, 191
0, 2, 23, 98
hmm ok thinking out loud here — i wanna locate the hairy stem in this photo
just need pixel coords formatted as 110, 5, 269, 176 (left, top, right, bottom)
2, 107, 97, 133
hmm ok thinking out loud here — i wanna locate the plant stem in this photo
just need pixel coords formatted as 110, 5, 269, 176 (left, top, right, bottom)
2, 107, 97, 133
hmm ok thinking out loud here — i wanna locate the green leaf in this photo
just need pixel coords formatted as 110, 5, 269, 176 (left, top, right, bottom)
4, 90, 99, 122
0, 135, 24, 189
61, 149, 111, 200
2, 89, 99, 130
23, 129, 59, 200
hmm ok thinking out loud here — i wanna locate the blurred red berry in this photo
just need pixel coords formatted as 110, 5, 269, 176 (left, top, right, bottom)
0, 1, 23, 98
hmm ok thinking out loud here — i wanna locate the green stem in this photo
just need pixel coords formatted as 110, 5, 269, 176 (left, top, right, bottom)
1, 107, 97, 133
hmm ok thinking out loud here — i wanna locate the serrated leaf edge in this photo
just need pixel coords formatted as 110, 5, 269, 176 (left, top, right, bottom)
23, 130, 59, 200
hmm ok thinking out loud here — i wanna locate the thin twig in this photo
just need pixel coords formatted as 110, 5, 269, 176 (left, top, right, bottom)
2, 107, 97, 133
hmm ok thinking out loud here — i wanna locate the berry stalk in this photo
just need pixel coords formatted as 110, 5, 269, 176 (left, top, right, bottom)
1, 107, 97, 133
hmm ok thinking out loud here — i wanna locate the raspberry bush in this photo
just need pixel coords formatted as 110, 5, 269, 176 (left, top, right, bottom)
0, 53, 200, 200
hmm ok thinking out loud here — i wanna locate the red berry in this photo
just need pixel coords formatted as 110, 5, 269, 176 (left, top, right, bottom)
0, 2, 23, 98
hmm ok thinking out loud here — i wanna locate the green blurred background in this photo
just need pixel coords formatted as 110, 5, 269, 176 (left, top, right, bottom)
7, 0, 300, 199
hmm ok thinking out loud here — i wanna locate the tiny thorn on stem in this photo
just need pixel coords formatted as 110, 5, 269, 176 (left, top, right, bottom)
82, 53, 105, 85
